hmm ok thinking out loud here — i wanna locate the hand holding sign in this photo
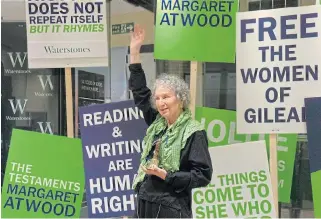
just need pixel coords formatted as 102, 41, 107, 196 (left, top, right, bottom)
140, 164, 167, 180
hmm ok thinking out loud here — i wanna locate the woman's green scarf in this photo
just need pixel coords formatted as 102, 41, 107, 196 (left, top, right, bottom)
133, 109, 204, 189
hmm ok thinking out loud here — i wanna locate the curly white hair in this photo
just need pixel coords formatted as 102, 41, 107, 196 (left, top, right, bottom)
151, 73, 190, 110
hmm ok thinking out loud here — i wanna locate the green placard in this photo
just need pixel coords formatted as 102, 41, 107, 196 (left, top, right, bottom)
195, 107, 297, 203
154, 0, 238, 62
112, 22, 134, 35
311, 170, 321, 218
1, 129, 85, 218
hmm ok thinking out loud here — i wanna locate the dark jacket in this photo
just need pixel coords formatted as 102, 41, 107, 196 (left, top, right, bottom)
129, 63, 213, 218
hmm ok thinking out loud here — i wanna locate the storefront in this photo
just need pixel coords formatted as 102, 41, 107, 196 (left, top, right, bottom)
1, 22, 65, 182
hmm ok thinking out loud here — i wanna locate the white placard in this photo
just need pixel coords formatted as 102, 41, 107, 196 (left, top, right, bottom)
25, 0, 108, 68
236, 5, 321, 134
192, 141, 276, 218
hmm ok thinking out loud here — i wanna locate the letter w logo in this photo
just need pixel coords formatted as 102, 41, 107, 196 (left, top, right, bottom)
38, 75, 54, 91
38, 122, 54, 134
8, 99, 28, 114
7, 52, 27, 68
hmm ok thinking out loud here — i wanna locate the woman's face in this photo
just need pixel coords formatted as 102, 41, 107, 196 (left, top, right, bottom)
154, 86, 182, 125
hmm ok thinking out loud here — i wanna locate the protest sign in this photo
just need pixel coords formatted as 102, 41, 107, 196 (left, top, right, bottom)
304, 97, 321, 218
1, 129, 84, 218
25, 0, 108, 68
195, 107, 297, 203
154, 0, 239, 62
79, 100, 147, 218
236, 5, 321, 134
192, 141, 276, 218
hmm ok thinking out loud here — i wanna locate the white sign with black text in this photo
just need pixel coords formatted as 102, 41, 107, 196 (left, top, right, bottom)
25, 0, 109, 68
236, 5, 321, 134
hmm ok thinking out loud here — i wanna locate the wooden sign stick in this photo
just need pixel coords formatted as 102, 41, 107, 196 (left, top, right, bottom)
65, 67, 74, 138
269, 133, 279, 216
189, 61, 203, 118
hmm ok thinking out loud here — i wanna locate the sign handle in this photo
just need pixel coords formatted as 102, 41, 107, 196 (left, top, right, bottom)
269, 133, 279, 216
65, 67, 74, 138
189, 61, 203, 119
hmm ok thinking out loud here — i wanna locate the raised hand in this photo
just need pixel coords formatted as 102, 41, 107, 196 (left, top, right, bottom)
130, 24, 145, 54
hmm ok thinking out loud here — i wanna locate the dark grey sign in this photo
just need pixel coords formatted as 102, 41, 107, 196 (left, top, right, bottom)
112, 22, 134, 35
78, 70, 105, 100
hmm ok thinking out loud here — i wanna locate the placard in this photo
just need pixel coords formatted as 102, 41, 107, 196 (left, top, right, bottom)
1, 129, 85, 218
196, 107, 297, 203
236, 5, 321, 134
154, 0, 239, 62
25, 0, 108, 68
192, 141, 276, 218
79, 100, 147, 218
304, 97, 321, 218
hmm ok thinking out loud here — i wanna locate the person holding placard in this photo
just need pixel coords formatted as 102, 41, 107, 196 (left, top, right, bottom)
129, 25, 213, 218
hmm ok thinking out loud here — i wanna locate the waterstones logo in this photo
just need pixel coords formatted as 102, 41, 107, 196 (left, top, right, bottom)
6, 99, 31, 121
35, 75, 54, 97
44, 46, 91, 54
38, 122, 54, 134
5, 52, 31, 74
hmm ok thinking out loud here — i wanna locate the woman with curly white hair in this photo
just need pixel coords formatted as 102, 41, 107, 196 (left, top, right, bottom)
129, 25, 213, 218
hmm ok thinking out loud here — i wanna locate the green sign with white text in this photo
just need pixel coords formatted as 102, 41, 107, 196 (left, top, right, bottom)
311, 170, 321, 218
154, 0, 238, 62
1, 129, 85, 218
195, 107, 297, 203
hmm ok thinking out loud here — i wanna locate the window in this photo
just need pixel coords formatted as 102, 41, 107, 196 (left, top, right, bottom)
1, 22, 63, 185
249, 0, 298, 10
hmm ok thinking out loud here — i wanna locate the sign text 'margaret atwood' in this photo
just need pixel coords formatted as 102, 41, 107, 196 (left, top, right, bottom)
159, 0, 235, 27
